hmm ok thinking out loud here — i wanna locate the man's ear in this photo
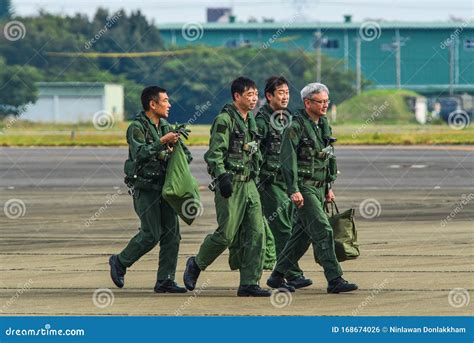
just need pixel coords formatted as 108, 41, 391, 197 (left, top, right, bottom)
148, 100, 155, 111
265, 92, 273, 102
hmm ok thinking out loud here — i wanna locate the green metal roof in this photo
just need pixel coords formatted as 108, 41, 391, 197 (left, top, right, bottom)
370, 84, 474, 94
37, 82, 115, 88
157, 21, 474, 30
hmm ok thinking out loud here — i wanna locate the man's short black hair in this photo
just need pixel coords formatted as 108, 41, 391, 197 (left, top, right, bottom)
141, 86, 167, 111
264, 76, 288, 101
231, 76, 257, 101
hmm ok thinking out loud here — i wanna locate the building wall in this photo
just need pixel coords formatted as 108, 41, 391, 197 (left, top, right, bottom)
104, 84, 125, 122
158, 23, 474, 89
22, 83, 124, 123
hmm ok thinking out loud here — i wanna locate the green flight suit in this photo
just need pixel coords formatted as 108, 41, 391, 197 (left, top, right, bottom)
195, 104, 265, 286
228, 215, 275, 271
118, 111, 192, 281
274, 109, 343, 282
255, 103, 303, 279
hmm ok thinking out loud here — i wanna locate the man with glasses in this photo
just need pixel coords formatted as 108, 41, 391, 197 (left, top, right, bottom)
109, 86, 192, 294
267, 83, 358, 294
183, 77, 271, 297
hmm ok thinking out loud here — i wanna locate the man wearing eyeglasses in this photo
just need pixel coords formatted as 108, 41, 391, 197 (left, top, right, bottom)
267, 83, 358, 293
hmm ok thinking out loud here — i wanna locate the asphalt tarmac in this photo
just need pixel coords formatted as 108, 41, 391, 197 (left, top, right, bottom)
0, 146, 472, 189
0, 146, 472, 316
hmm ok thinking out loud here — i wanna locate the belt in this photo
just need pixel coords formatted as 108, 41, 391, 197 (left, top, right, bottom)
260, 172, 284, 184
300, 179, 325, 187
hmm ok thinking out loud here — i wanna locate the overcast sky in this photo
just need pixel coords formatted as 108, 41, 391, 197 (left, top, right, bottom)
11, 0, 474, 23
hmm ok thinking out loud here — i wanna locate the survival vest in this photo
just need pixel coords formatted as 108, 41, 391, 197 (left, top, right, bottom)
123, 112, 171, 190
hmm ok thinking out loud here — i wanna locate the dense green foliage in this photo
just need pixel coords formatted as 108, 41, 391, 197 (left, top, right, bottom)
0, 8, 367, 121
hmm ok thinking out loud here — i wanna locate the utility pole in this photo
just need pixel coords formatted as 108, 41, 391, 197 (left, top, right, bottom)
315, 30, 322, 82
355, 37, 361, 95
344, 30, 349, 71
449, 40, 455, 95
395, 29, 401, 89
454, 36, 460, 85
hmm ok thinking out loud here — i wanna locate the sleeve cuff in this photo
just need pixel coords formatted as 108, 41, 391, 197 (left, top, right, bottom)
151, 140, 166, 153
214, 167, 227, 178
288, 186, 300, 195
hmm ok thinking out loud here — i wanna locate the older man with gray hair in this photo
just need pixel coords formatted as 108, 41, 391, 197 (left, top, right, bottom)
266, 82, 358, 293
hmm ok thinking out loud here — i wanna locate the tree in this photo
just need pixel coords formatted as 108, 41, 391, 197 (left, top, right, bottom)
0, 0, 13, 20
0, 57, 41, 116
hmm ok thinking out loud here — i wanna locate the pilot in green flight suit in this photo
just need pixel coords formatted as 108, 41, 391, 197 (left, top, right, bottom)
267, 83, 358, 294
109, 86, 191, 294
256, 76, 313, 289
183, 77, 273, 297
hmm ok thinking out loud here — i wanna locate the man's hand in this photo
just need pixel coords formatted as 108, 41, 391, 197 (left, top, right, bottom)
290, 192, 304, 208
217, 173, 233, 198
326, 189, 335, 203
160, 132, 180, 145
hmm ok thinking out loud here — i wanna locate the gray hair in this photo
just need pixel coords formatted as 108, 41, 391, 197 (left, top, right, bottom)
300, 83, 329, 102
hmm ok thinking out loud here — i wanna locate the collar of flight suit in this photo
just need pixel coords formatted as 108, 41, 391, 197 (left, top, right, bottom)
221, 103, 258, 139
137, 111, 170, 142
298, 109, 324, 147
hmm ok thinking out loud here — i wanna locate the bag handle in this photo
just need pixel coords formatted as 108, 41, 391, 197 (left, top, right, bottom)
324, 200, 340, 215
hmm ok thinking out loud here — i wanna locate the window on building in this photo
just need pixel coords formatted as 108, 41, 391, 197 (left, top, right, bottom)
225, 38, 251, 48
464, 39, 474, 50
314, 38, 339, 49
381, 43, 397, 52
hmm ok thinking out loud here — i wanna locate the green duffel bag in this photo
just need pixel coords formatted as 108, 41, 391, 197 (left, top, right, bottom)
162, 142, 202, 225
325, 201, 360, 262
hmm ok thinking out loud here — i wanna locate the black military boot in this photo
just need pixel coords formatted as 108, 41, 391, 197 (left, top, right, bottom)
237, 285, 271, 297
287, 275, 313, 289
183, 256, 201, 291
109, 255, 126, 288
154, 279, 187, 293
327, 276, 358, 293
266, 271, 296, 292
